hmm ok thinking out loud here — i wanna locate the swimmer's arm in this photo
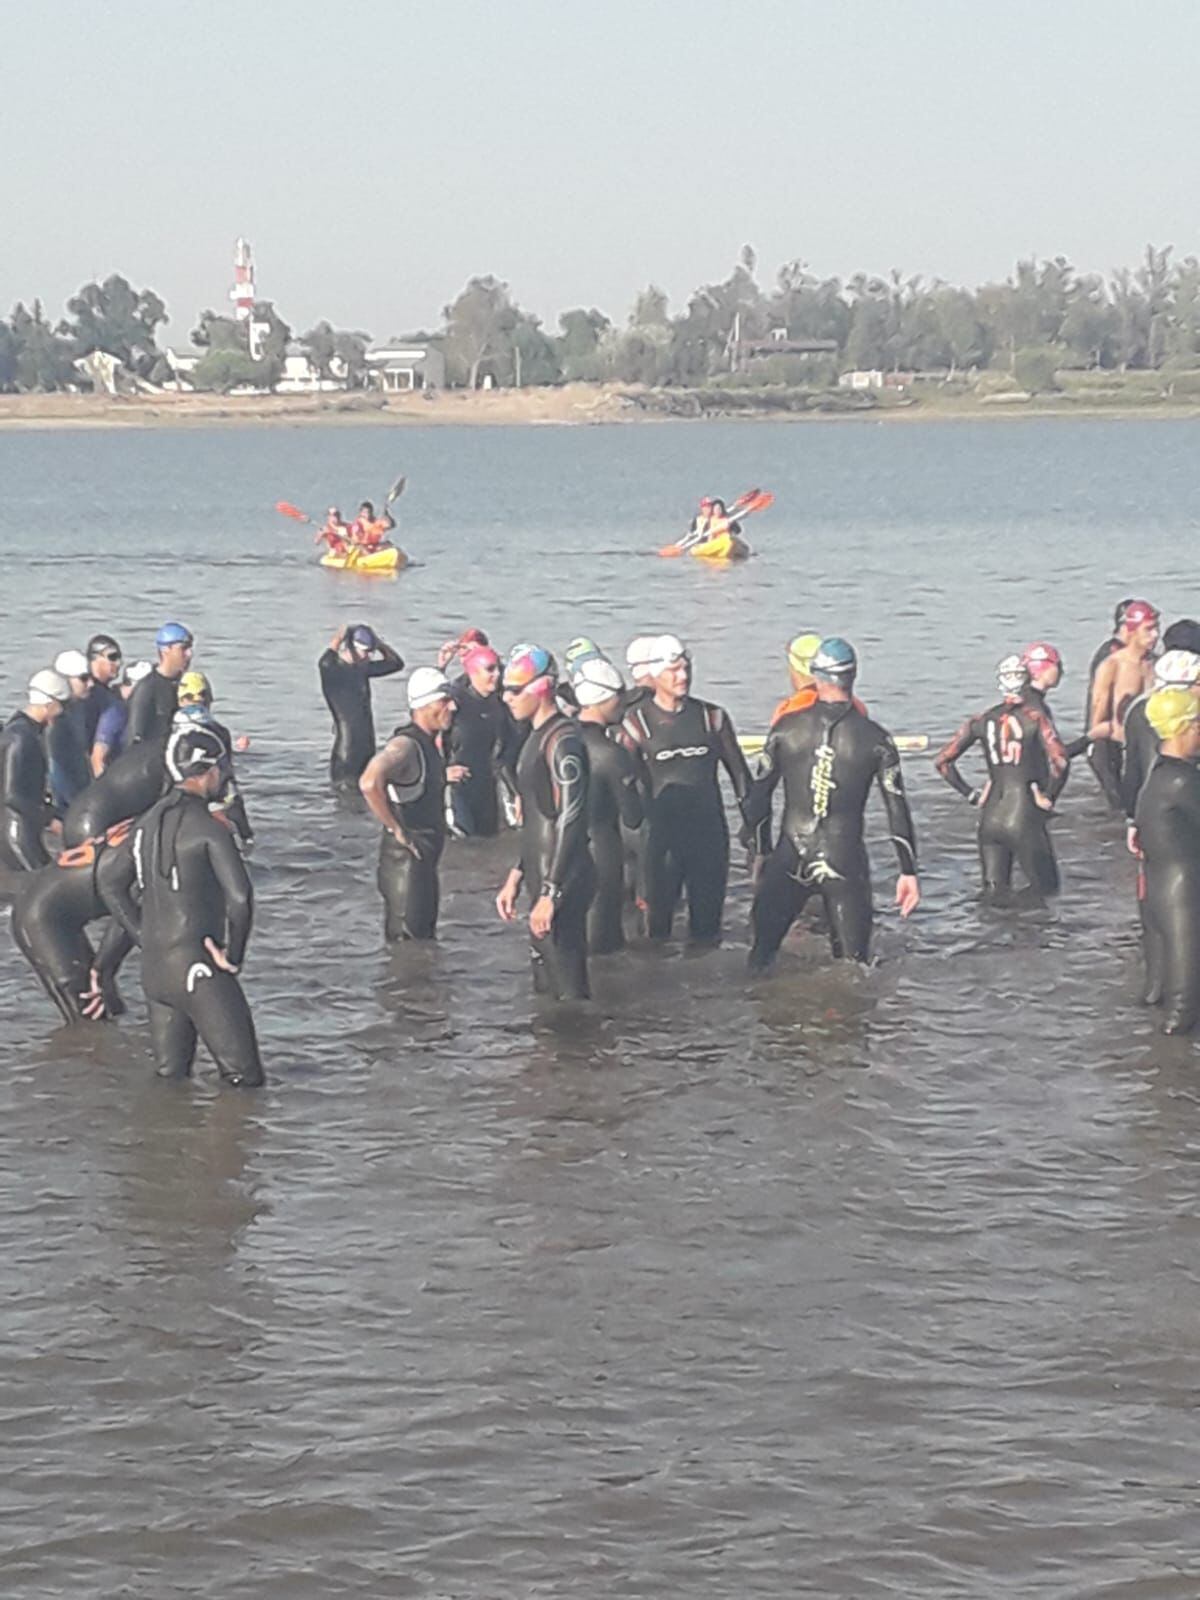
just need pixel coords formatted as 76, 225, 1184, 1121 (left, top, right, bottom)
359, 738, 419, 847
712, 707, 753, 806
934, 718, 980, 800
366, 640, 405, 678
1033, 708, 1069, 788
613, 740, 645, 831
741, 730, 782, 835
92, 918, 134, 984
208, 825, 254, 969
1088, 657, 1116, 738
875, 737, 919, 875
101, 838, 143, 944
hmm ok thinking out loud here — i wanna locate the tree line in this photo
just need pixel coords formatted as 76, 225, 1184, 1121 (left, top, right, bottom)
3, 245, 1200, 395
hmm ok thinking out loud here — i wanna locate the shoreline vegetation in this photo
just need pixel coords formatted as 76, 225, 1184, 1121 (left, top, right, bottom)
4, 379, 1200, 431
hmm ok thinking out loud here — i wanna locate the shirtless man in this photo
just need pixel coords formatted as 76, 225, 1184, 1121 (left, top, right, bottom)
1088, 599, 1159, 805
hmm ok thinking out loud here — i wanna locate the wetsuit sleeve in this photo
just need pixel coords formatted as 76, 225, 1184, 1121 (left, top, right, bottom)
1030, 706, 1069, 798
495, 705, 521, 803
101, 832, 144, 944
711, 707, 753, 808
612, 738, 645, 830
741, 728, 782, 834
1119, 707, 1149, 819
543, 725, 588, 895
208, 824, 255, 968
875, 736, 919, 874
934, 717, 980, 800
366, 643, 404, 679
125, 676, 159, 743
92, 918, 134, 982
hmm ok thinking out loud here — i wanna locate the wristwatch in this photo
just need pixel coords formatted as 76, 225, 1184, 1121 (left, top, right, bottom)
540, 882, 563, 905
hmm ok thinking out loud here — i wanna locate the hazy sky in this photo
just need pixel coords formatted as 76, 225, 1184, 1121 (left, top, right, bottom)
5, 0, 1200, 345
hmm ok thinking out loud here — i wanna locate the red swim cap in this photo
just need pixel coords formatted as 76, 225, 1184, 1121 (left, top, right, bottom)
1022, 641, 1062, 670
458, 627, 489, 650
463, 645, 499, 674
1123, 600, 1159, 627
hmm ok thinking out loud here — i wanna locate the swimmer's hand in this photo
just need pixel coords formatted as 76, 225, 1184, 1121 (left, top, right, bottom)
445, 764, 470, 784
234, 734, 251, 753
895, 874, 920, 918
1127, 822, 1141, 857
81, 969, 107, 1020
496, 869, 523, 922
437, 639, 456, 669
47, 818, 63, 836
390, 826, 419, 858
203, 937, 240, 975
529, 893, 556, 939
1032, 785, 1054, 813
1088, 720, 1113, 740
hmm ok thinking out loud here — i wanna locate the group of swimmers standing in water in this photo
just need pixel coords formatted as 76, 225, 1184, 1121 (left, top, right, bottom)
2, 592, 1200, 1088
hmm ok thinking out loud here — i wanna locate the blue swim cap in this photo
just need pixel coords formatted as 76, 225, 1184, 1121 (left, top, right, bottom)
156, 621, 193, 648
812, 636, 857, 682
350, 625, 376, 650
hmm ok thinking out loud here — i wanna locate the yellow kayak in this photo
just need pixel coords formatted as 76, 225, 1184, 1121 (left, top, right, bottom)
320, 545, 406, 574
689, 532, 752, 561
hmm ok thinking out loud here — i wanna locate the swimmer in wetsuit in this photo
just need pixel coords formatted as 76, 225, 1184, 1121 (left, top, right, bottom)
496, 646, 594, 1000
616, 634, 751, 944
359, 668, 459, 941
1134, 687, 1200, 1033
622, 637, 657, 713
102, 724, 263, 1086
1085, 599, 1158, 810
11, 819, 135, 1024
936, 655, 1068, 903
318, 622, 404, 784
1121, 645, 1200, 832
0, 670, 71, 871
126, 622, 194, 745
46, 649, 95, 812
745, 636, 920, 968
176, 671, 253, 844
572, 654, 645, 954
445, 645, 518, 836
771, 631, 868, 726
1019, 641, 1071, 801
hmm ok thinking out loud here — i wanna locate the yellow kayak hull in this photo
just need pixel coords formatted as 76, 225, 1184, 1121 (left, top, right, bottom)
320, 545, 406, 574
689, 533, 751, 561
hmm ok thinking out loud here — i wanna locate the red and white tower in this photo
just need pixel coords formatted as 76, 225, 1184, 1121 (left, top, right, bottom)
230, 238, 256, 322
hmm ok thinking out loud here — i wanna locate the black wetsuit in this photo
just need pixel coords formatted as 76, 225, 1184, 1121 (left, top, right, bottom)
11, 826, 134, 1024
1119, 695, 1158, 821
0, 711, 52, 871
127, 668, 181, 744
1135, 754, 1200, 1033
618, 695, 750, 942
319, 643, 404, 783
579, 720, 644, 954
936, 696, 1067, 900
63, 736, 167, 848
446, 682, 516, 836
745, 700, 918, 966
514, 712, 593, 999
377, 724, 446, 941
104, 790, 262, 1085
47, 697, 92, 812
1023, 686, 1071, 802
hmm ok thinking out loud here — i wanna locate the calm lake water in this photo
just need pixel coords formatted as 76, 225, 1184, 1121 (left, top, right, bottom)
1, 417, 1199, 1597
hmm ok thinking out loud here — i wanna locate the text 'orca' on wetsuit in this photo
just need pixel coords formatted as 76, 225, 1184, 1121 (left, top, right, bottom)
515, 712, 593, 999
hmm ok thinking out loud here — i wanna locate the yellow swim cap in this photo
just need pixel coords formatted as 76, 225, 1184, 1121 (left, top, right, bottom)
1146, 686, 1200, 740
178, 670, 211, 703
786, 632, 822, 676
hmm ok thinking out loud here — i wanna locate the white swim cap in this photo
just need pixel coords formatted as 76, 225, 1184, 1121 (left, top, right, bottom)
28, 669, 71, 707
573, 657, 624, 707
54, 649, 90, 679
997, 654, 1029, 695
1154, 649, 1200, 688
625, 636, 657, 681
645, 634, 689, 674
408, 666, 452, 710
126, 660, 154, 685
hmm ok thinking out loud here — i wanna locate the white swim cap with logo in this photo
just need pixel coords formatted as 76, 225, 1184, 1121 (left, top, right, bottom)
572, 657, 625, 707
1154, 649, 1200, 688
407, 667, 453, 709
28, 669, 71, 706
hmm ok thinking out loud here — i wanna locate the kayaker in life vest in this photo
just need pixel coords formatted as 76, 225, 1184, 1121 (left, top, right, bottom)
679, 497, 742, 552
316, 507, 350, 557
349, 501, 395, 551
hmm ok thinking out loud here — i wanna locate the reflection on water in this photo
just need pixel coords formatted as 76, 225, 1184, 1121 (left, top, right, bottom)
1, 419, 1200, 1595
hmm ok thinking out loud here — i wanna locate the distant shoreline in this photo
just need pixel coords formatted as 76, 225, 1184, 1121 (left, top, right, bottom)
2, 385, 1200, 432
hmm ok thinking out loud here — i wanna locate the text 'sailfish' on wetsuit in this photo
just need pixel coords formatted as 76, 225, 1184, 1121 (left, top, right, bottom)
47, 697, 92, 813
1135, 754, 1200, 1033
1119, 694, 1158, 821
446, 682, 516, 836
0, 711, 52, 871
63, 736, 167, 847
618, 696, 750, 942
11, 824, 135, 1024
378, 723, 446, 941
578, 721, 644, 954
104, 791, 263, 1085
319, 644, 404, 783
745, 701, 917, 965
126, 668, 180, 745
936, 696, 1067, 899
515, 713, 593, 999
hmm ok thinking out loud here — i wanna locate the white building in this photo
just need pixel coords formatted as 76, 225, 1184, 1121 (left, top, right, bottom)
275, 341, 348, 394
364, 343, 445, 392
